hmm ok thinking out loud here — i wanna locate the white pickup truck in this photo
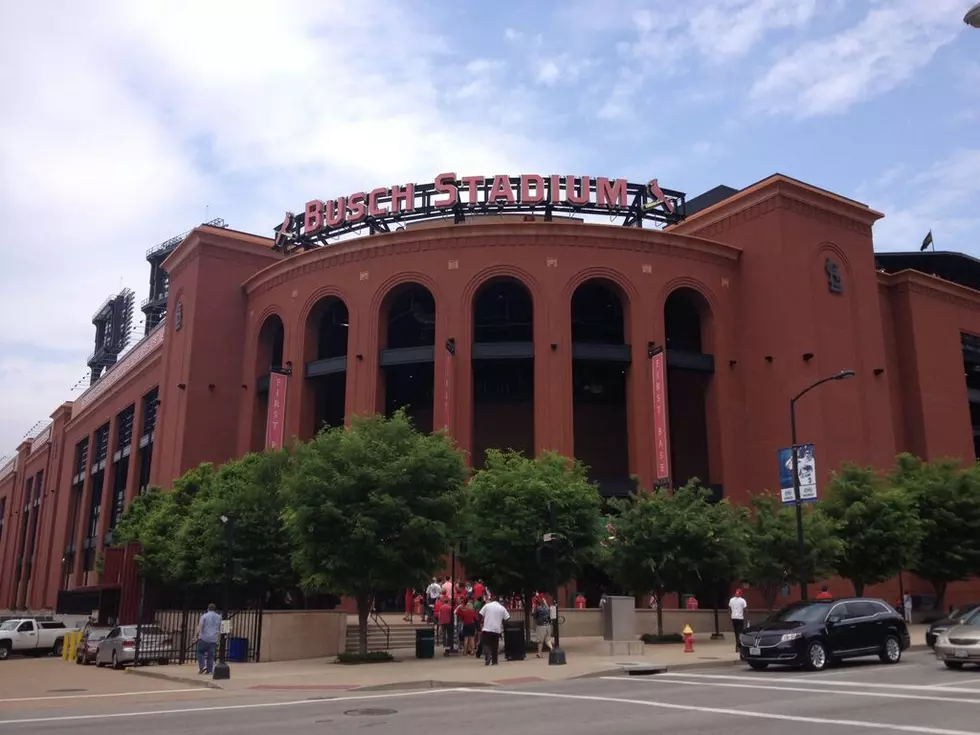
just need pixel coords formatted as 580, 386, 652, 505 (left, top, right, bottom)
0, 618, 77, 660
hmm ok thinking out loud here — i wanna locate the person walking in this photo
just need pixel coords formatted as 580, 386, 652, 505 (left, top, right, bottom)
196, 603, 222, 675
532, 597, 553, 658
728, 588, 748, 653
478, 595, 509, 666
425, 578, 441, 622
457, 599, 477, 656
902, 592, 913, 624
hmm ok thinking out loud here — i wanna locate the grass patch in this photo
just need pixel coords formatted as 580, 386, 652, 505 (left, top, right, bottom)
640, 633, 684, 644
335, 651, 395, 665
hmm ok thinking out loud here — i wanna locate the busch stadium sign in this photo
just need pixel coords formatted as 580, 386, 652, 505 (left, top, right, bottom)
273, 173, 685, 251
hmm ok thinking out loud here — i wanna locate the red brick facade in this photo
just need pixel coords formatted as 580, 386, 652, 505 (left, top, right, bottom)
2, 174, 978, 612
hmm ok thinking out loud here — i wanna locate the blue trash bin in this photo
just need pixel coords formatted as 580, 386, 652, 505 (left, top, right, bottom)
227, 637, 248, 663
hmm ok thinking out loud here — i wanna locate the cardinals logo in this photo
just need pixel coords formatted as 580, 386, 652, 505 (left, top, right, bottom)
644, 178, 675, 214
273, 212, 296, 250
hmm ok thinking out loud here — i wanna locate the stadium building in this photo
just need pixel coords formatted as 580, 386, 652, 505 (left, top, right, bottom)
2, 172, 980, 616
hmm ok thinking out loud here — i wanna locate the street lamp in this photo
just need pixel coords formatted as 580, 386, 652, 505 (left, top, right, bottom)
790, 369, 855, 601
966, 3, 980, 27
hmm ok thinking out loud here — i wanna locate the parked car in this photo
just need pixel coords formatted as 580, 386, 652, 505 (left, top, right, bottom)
933, 607, 980, 670
926, 603, 980, 647
0, 618, 77, 660
95, 625, 175, 669
740, 598, 910, 671
75, 627, 111, 665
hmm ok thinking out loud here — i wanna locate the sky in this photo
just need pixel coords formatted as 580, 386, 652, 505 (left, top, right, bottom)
1, 0, 978, 458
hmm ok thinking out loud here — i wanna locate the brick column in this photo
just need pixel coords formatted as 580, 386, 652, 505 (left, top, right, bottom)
95, 418, 121, 558
72, 432, 96, 586
124, 399, 145, 506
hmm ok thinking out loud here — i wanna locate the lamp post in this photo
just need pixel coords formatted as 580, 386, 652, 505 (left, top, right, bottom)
790, 369, 855, 601
965, 2, 980, 27
544, 503, 566, 665
212, 513, 234, 680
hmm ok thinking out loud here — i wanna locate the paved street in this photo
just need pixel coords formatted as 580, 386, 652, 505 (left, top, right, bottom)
1, 650, 979, 733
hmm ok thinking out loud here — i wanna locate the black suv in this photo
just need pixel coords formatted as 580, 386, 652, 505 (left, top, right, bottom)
740, 598, 910, 671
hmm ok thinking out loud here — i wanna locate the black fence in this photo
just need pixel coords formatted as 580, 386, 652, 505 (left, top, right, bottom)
134, 583, 264, 665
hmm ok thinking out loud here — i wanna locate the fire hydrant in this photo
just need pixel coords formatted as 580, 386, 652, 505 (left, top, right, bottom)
683, 624, 695, 653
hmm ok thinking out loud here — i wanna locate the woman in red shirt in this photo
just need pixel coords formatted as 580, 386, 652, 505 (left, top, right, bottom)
456, 600, 478, 655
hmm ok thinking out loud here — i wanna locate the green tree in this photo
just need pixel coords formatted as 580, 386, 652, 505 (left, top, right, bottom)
459, 450, 603, 638
740, 493, 840, 610
891, 454, 980, 610
281, 410, 468, 657
173, 450, 295, 595
605, 481, 747, 636
113, 464, 213, 582
821, 463, 921, 596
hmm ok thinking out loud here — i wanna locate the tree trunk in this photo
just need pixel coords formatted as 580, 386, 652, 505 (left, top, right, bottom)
762, 583, 778, 612
356, 592, 371, 658
852, 581, 865, 597
931, 580, 948, 614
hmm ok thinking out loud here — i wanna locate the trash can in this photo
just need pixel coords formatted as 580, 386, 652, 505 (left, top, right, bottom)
503, 620, 526, 661
415, 627, 435, 659
227, 637, 248, 663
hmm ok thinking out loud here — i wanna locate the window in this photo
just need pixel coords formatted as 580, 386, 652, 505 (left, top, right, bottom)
848, 601, 881, 618
94, 424, 110, 464
74, 438, 89, 477
0, 498, 6, 541
17, 621, 33, 633
116, 406, 135, 452
142, 388, 159, 436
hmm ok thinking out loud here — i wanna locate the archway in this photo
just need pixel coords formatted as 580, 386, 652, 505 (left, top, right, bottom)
251, 314, 285, 452
377, 283, 435, 434
303, 296, 349, 438
471, 277, 535, 466
664, 287, 714, 492
570, 280, 630, 495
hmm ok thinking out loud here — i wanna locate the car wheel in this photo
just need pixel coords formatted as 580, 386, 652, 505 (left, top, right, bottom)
879, 634, 902, 664
53, 638, 64, 657
747, 661, 769, 671
0, 644, 10, 661
944, 661, 964, 670
111, 651, 121, 670
804, 640, 829, 671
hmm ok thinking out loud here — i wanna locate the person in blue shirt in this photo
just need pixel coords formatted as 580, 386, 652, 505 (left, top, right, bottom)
196, 603, 222, 675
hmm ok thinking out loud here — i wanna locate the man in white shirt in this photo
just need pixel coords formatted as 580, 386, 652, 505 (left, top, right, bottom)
478, 596, 510, 666
728, 588, 748, 652
425, 578, 441, 622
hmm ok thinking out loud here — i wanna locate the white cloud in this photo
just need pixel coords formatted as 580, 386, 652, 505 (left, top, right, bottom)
0, 0, 570, 453
749, 0, 966, 118
870, 149, 980, 254
504, 27, 522, 42
688, 0, 818, 59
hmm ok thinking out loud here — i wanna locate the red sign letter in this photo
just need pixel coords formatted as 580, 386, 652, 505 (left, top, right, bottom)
596, 177, 627, 208
434, 172, 457, 209
347, 192, 367, 223
461, 175, 485, 205
304, 200, 323, 234
488, 174, 515, 204
368, 187, 389, 218
390, 183, 415, 214
324, 198, 345, 227
520, 174, 545, 204
566, 175, 591, 206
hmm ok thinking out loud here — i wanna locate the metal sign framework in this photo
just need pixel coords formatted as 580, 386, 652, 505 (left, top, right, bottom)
273, 176, 686, 253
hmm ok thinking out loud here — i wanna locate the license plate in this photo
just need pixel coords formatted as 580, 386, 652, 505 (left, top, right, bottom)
749, 646, 761, 656
955, 650, 969, 659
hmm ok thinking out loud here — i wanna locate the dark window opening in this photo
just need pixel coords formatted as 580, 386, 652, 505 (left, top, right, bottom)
962, 333, 980, 460
74, 439, 89, 477
665, 289, 704, 353
109, 456, 129, 532
116, 405, 135, 451
571, 281, 629, 491
472, 359, 535, 467
138, 444, 153, 494
571, 281, 625, 345
0, 498, 5, 541
386, 286, 436, 350
317, 299, 349, 360
94, 424, 110, 464
383, 363, 434, 434
86, 470, 104, 540
65, 484, 83, 551
257, 316, 286, 373
142, 388, 159, 436
473, 279, 533, 344
312, 372, 346, 433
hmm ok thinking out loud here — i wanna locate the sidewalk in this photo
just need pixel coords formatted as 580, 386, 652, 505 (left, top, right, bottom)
127, 625, 929, 693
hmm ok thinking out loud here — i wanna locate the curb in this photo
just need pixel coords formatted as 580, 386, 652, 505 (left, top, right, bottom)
126, 666, 224, 689
354, 680, 496, 692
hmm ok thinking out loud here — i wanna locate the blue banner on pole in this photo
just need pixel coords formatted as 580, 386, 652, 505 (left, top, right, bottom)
778, 443, 817, 505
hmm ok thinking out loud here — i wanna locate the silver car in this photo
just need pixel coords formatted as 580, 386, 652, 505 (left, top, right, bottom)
95, 624, 174, 669
934, 608, 980, 670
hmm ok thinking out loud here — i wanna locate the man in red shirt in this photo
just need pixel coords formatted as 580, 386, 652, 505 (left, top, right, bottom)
438, 596, 454, 648
473, 580, 486, 601
816, 585, 832, 600
456, 600, 478, 655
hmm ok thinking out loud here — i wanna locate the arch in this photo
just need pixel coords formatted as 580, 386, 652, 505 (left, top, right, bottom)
305, 295, 350, 362
660, 277, 719, 355
571, 278, 628, 345
370, 270, 444, 319
664, 287, 712, 353
254, 313, 285, 374
301, 294, 350, 438
816, 241, 852, 275
562, 266, 639, 307
462, 264, 542, 308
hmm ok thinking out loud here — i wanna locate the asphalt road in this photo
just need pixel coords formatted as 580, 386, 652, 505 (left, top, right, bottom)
2, 650, 980, 734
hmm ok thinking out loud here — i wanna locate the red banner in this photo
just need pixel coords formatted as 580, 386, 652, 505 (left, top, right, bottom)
443, 350, 453, 431
265, 371, 288, 449
651, 349, 671, 484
